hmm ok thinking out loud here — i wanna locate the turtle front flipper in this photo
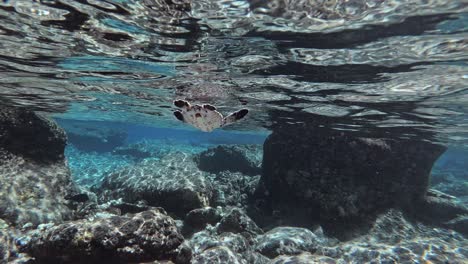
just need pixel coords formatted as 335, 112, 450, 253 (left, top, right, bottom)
174, 99, 191, 110
174, 110, 185, 122
222, 108, 248, 127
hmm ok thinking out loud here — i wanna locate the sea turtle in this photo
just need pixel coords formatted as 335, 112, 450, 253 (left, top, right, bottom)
173, 99, 248, 132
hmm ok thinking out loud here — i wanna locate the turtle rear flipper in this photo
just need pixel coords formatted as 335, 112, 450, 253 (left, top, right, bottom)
222, 108, 249, 126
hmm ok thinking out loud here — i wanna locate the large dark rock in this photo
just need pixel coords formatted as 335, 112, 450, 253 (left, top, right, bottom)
99, 152, 213, 217
184, 207, 222, 233
0, 106, 73, 226
0, 105, 66, 163
210, 171, 260, 208
20, 209, 184, 263
260, 125, 446, 231
410, 189, 468, 235
195, 145, 262, 176
217, 208, 263, 236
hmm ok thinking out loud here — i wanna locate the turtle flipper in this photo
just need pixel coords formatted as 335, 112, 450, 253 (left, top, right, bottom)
222, 108, 248, 126
174, 110, 185, 122
174, 99, 191, 110
203, 104, 216, 111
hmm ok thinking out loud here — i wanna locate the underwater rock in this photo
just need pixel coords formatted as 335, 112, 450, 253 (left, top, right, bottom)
325, 209, 468, 263
189, 230, 249, 256
271, 253, 336, 264
191, 246, 243, 264
217, 208, 263, 236
430, 171, 468, 198
20, 209, 183, 263
260, 124, 446, 233
98, 152, 213, 217
255, 227, 329, 258
0, 228, 32, 263
0, 155, 74, 226
0, 106, 73, 226
211, 172, 260, 208
0, 105, 66, 163
410, 189, 468, 235
188, 229, 269, 264
0, 230, 13, 263
195, 145, 262, 176
99, 199, 161, 215
184, 207, 222, 233
444, 215, 468, 236
175, 242, 193, 264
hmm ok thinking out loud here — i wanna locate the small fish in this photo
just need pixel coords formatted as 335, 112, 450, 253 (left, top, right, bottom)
173, 99, 248, 132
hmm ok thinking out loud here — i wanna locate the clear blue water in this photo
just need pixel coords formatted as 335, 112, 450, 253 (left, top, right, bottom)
0, 0, 466, 143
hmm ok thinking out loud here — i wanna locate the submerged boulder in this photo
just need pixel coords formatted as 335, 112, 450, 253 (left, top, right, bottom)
410, 189, 468, 235
184, 207, 222, 233
188, 229, 269, 264
217, 208, 263, 236
20, 209, 184, 263
99, 152, 213, 217
211, 171, 260, 208
255, 227, 329, 258
260, 124, 446, 232
195, 145, 262, 175
0, 105, 66, 163
0, 105, 73, 226
191, 246, 243, 264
